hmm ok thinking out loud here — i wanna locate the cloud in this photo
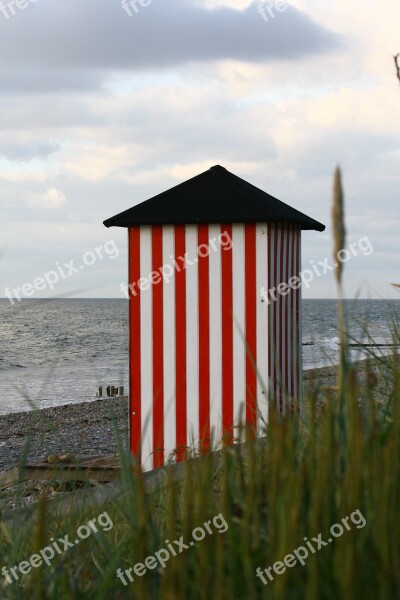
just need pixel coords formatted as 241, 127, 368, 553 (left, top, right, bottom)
0, 0, 398, 299
0, 140, 60, 161
0, 0, 341, 92
28, 188, 67, 210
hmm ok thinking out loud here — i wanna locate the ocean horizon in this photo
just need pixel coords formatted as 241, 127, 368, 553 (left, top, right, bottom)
0, 298, 398, 416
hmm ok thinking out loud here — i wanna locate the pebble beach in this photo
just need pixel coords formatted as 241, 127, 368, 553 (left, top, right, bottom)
0, 357, 392, 512
0, 357, 390, 474
0, 394, 129, 473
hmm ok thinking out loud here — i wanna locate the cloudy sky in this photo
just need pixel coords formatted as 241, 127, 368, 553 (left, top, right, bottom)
1, 0, 399, 300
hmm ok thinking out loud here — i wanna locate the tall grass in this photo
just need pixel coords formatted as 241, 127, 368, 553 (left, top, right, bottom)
1, 168, 399, 599
0, 342, 399, 599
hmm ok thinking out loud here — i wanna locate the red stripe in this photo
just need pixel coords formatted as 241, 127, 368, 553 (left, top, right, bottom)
152, 226, 164, 468
198, 225, 210, 452
267, 224, 272, 405
245, 224, 257, 432
289, 225, 295, 412
284, 227, 289, 412
129, 228, 141, 461
175, 226, 187, 462
221, 224, 233, 444
279, 225, 285, 412
290, 229, 294, 408
296, 229, 301, 410
285, 225, 292, 410
273, 225, 279, 409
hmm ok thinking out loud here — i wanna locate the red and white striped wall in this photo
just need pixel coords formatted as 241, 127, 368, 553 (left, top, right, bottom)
128, 223, 301, 471
267, 224, 302, 414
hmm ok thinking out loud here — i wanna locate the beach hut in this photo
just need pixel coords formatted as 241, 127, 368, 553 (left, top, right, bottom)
104, 165, 325, 471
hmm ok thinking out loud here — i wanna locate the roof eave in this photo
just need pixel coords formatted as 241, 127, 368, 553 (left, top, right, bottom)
103, 216, 325, 232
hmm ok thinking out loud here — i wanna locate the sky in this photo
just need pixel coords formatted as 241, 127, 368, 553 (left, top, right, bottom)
1, 0, 399, 301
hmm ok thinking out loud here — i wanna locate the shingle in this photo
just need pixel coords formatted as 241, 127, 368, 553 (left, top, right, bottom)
103, 165, 325, 231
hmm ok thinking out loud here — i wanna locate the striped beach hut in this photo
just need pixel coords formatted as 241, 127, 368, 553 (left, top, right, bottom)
104, 165, 325, 471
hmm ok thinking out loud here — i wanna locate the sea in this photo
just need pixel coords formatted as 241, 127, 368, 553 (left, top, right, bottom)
0, 299, 399, 416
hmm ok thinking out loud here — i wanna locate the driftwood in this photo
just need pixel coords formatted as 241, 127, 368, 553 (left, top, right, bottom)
0, 455, 120, 490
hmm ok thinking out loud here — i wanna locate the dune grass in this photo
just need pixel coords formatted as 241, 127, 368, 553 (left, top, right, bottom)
0, 338, 399, 599
1, 168, 399, 599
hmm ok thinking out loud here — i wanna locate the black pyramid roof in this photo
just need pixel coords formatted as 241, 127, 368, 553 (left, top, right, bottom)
103, 165, 325, 231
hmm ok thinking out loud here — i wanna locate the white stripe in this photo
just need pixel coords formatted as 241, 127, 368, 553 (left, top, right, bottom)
208, 224, 222, 449
268, 225, 275, 401
232, 224, 246, 442
140, 226, 153, 471
185, 225, 199, 452
162, 226, 176, 461
256, 223, 269, 433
